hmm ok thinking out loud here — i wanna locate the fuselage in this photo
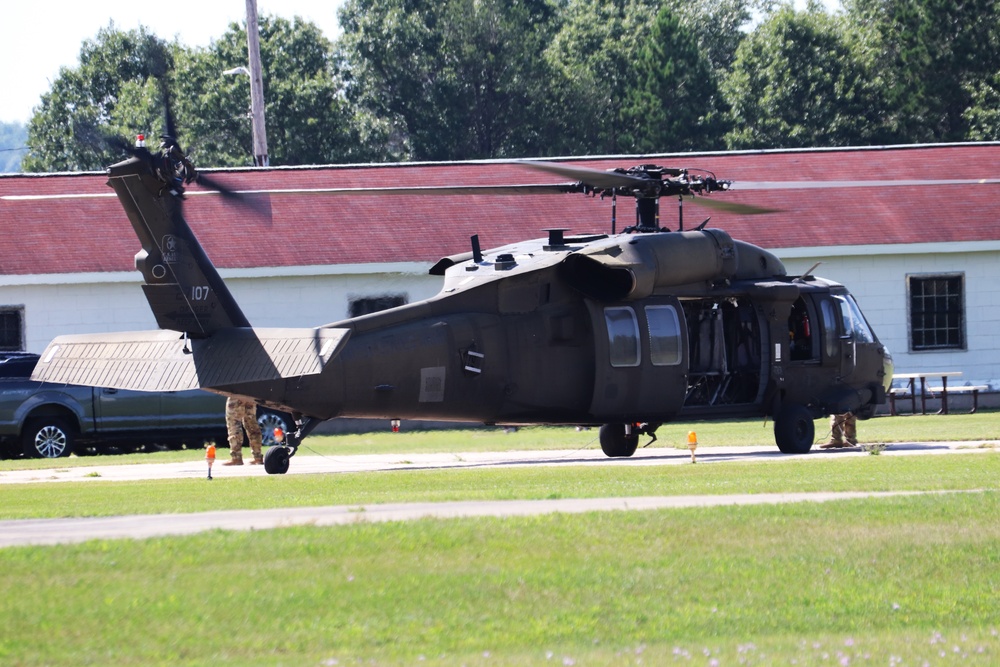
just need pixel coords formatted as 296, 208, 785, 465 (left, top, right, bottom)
251, 229, 892, 427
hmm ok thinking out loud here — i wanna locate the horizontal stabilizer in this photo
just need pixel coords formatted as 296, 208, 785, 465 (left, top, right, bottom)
31, 327, 350, 392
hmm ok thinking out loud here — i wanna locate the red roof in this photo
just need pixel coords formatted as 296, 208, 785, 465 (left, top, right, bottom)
1, 143, 998, 277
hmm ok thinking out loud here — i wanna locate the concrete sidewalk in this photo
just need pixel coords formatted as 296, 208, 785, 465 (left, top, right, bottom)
0, 490, 980, 548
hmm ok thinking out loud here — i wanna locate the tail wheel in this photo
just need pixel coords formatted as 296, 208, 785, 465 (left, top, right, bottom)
22, 418, 76, 458
263, 446, 291, 475
773, 403, 815, 454
599, 423, 640, 458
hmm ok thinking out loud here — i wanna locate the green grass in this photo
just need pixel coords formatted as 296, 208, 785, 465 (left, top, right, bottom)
2, 412, 999, 665
1, 493, 998, 665
0, 451, 997, 520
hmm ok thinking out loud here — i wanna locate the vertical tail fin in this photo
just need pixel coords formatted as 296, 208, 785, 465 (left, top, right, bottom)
108, 157, 250, 336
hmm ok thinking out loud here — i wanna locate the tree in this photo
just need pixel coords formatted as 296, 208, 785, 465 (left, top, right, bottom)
670, 0, 773, 76
964, 74, 1000, 141
844, 0, 1000, 142
337, 0, 562, 160
24, 18, 390, 172
723, 5, 888, 149
621, 3, 728, 152
543, 0, 659, 155
174, 15, 389, 167
24, 24, 174, 172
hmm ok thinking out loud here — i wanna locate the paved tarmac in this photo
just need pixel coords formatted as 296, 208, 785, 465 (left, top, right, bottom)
1, 440, 995, 548
2, 440, 995, 485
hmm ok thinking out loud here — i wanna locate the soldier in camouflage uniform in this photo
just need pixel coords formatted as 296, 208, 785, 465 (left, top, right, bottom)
224, 396, 264, 465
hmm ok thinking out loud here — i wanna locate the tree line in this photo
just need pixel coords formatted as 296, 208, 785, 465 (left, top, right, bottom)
21, 0, 1000, 172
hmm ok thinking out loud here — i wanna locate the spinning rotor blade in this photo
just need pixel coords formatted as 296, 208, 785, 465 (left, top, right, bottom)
191, 172, 272, 216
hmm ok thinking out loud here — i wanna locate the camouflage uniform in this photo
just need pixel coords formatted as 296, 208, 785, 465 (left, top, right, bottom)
821, 412, 858, 448
225, 396, 263, 464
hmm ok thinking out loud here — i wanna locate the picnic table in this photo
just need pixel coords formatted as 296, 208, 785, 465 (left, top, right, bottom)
888, 371, 984, 415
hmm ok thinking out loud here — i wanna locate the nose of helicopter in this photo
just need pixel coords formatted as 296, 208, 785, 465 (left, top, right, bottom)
881, 347, 894, 393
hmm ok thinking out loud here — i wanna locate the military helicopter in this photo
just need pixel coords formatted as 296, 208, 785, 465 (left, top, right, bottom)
27, 128, 895, 474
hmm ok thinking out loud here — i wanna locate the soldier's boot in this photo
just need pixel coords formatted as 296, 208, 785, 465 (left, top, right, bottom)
222, 453, 244, 466
249, 454, 264, 465
845, 422, 858, 447
820, 440, 844, 449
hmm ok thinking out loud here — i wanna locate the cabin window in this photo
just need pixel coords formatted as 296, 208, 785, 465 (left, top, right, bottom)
348, 294, 407, 318
604, 307, 640, 367
0, 307, 24, 351
907, 274, 965, 351
645, 305, 681, 366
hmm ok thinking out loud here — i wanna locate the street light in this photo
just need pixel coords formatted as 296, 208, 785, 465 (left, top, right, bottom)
222, 63, 268, 167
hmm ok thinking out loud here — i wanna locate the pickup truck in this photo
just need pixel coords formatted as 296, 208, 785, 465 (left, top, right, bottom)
0, 353, 292, 459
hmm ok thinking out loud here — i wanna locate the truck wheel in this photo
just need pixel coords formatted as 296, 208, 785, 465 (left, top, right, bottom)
599, 423, 639, 458
22, 418, 75, 458
773, 404, 815, 454
258, 410, 294, 448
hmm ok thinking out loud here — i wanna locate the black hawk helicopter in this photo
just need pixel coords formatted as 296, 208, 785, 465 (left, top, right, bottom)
27, 129, 895, 474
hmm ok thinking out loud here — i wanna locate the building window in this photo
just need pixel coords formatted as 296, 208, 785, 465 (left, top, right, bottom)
908, 274, 965, 351
349, 294, 407, 318
0, 307, 25, 352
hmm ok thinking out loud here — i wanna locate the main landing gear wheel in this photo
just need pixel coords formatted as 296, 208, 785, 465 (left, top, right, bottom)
599, 423, 640, 458
264, 446, 291, 475
773, 403, 815, 454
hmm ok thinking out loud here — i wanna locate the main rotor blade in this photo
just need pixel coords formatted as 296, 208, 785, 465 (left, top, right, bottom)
682, 196, 779, 215
0, 183, 578, 202
516, 161, 650, 189
734, 178, 1000, 190
184, 183, 583, 197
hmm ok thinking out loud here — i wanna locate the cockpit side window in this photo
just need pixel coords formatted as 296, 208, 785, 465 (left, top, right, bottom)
833, 295, 875, 343
820, 299, 838, 358
604, 307, 640, 367
788, 297, 815, 361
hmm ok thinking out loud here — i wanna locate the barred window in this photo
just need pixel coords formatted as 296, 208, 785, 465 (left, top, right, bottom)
908, 274, 964, 351
0, 307, 25, 351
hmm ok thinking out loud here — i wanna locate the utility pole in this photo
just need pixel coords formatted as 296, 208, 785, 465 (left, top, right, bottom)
245, 0, 269, 167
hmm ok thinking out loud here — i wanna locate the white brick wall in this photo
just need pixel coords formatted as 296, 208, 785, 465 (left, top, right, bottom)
5, 244, 999, 388
1, 264, 441, 354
